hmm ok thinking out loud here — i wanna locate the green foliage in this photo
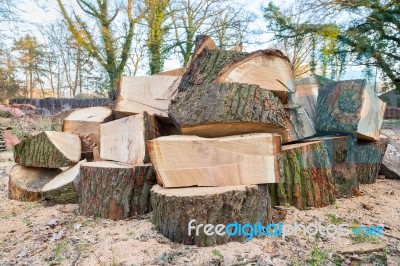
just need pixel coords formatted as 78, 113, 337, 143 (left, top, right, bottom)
305, 246, 327, 266
325, 213, 345, 225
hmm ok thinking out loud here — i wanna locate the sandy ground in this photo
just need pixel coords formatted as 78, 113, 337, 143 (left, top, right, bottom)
0, 149, 400, 266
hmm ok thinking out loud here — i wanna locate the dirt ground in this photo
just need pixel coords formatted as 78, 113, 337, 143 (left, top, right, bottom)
1, 148, 400, 266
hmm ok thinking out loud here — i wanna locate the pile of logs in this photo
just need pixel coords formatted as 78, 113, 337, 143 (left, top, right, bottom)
8, 35, 389, 247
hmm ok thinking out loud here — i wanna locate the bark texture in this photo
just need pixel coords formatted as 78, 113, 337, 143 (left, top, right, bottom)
379, 138, 400, 179
13, 131, 81, 168
79, 162, 157, 220
269, 141, 335, 209
151, 184, 272, 247
354, 138, 389, 184
169, 83, 288, 140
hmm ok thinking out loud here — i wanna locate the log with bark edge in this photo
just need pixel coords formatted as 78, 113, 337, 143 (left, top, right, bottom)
79, 161, 157, 220
114, 75, 181, 119
178, 48, 294, 103
379, 137, 400, 180
62, 106, 113, 152
169, 82, 290, 140
188, 35, 218, 65
148, 133, 281, 187
151, 184, 272, 246
8, 165, 78, 203
14, 131, 81, 168
269, 141, 335, 209
301, 135, 359, 198
353, 136, 389, 184
100, 112, 160, 165
316, 79, 386, 141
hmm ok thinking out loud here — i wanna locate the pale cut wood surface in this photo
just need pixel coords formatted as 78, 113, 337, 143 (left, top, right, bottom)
189, 35, 218, 65
148, 133, 281, 188
42, 159, 86, 192
115, 76, 181, 117
155, 67, 187, 76
100, 113, 159, 165
46, 131, 82, 162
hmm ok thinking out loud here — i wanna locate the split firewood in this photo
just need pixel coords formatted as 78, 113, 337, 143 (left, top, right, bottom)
188, 35, 218, 65
14, 131, 81, 168
379, 137, 400, 180
316, 79, 386, 141
169, 82, 289, 140
354, 136, 389, 184
148, 133, 281, 187
9, 165, 77, 203
62, 106, 113, 152
151, 184, 271, 246
301, 135, 359, 198
114, 76, 181, 119
178, 48, 294, 103
269, 141, 335, 209
79, 161, 157, 220
100, 112, 160, 165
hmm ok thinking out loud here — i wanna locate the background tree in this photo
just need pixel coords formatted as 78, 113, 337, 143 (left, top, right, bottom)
0, 47, 22, 102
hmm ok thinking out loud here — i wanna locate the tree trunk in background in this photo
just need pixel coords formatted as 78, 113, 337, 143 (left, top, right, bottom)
269, 141, 335, 209
151, 184, 271, 247
79, 162, 157, 220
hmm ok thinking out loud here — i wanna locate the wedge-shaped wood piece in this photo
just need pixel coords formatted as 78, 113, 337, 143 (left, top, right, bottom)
169, 82, 290, 140
151, 184, 271, 246
148, 133, 281, 188
188, 35, 218, 65
79, 161, 157, 220
179, 48, 294, 102
9, 165, 78, 203
301, 135, 359, 198
269, 141, 335, 209
380, 137, 400, 180
100, 113, 160, 164
155, 67, 187, 76
354, 136, 388, 184
62, 107, 113, 152
316, 79, 386, 141
115, 76, 181, 118
14, 131, 81, 168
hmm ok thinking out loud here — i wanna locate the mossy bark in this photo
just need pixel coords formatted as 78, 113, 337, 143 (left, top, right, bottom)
353, 138, 388, 184
151, 184, 272, 247
79, 163, 157, 220
269, 141, 335, 209
169, 82, 288, 139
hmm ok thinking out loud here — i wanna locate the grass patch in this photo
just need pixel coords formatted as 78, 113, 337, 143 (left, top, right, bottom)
305, 246, 327, 266
212, 249, 223, 259
52, 241, 70, 264
325, 213, 345, 225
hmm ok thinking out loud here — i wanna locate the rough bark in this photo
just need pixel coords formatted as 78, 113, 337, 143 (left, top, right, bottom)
316, 80, 386, 141
14, 131, 81, 168
100, 112, 160, 165
269, 141, 335, 209
148, 134, 281, 187
9, 165, 78, 203
379, 137, 400, 179
151, 184, 272, 247
62, 106, 113, 152
353, 137, 389, 184
169, 82, 289, 140
301, 135, 359, 198
189, 35, 218, 65
178, 48, 294, 103
79, 162, 157, 220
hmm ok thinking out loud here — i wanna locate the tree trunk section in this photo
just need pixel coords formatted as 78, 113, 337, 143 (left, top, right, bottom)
151, 184, 272, 247
169, 83, 289, 141
269, 141, 335, 209
148, 134, 281, 187
353, 137, 389, 184
100, 112, 160, 165
14, 131, 81, 168
316, 80, 386, 141
379, 137, 400, 180
79, 162, 157, 220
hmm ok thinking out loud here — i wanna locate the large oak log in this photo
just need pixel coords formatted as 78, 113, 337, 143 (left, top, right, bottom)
14, 131, 81, 168
379, 137, 400, 179
169, 82, 289, 140
62, 107, 113, 152
114, 76, 181, 119
316, 80, 386, 141
151, 184, 271, 246
100, 113, 160, 164
301, 135, 359, 198
269, 141, 335, 209
79, 162, 157, 220
354, 137, 389, 184
178, 48, 294, 103
9, 165, 78, 203
148, 133, 281, 187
